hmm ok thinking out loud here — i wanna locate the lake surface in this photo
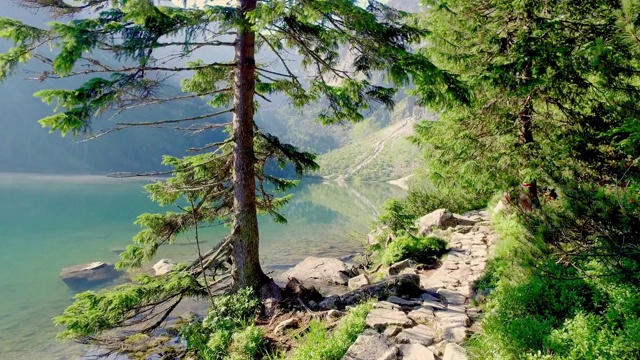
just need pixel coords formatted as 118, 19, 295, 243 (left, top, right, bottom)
0, 174, 404, 359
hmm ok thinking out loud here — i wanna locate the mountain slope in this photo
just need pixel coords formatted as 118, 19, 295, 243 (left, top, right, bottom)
316, 96, 432, 181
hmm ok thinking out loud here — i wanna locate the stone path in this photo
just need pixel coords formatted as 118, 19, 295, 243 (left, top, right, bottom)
344, 210, 494, 360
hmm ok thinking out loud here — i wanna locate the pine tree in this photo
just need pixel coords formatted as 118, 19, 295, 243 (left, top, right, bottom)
415, 0, 640, 203
0, 0, 463, 352
415, 0, 640, 284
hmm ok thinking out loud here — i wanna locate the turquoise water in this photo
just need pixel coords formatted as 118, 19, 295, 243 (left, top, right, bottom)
0, 174, 404, 359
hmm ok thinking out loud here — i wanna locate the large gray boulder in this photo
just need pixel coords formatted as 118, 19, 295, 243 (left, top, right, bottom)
343, 329, 398, 360
59, 262, 121, 289
417, 209, 457, 235
279, 257, 358, 288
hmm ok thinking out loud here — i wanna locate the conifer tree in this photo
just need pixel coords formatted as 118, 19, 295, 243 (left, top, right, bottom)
0, 0, 462, 352
415, 0, 640, 281
416, 0, 640, 204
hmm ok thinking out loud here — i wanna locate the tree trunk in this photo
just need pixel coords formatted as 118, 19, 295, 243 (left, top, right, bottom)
517, 68, 540, 210
229, 0, 267, 290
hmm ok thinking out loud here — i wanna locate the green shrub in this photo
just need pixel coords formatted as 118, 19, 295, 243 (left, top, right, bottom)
182, 288, 261, 360
280, 302, 372, 360
376, 199, 416, 234
226, 325, 264, 360
380, 234, 447, 265
468, 199, 640, 360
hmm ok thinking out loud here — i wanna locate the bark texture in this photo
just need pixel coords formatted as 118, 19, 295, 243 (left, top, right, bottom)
230, 0, 267, 290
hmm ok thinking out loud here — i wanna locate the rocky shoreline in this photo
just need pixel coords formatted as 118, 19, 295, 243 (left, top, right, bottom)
269, 208, 493, 360
60, 208, 494, 360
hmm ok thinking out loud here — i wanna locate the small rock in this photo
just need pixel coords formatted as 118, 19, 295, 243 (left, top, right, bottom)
327, 309, 344, 319
274, 318, 298, 335
437, 289, 466, 306
395, 324, 435, 347
407, 307, 435, 323
383, 325, 403, 337
343, 329, 398, 360
443, 343, 468, 360
387, 296, 421, 307
319, 295, 342, 310
367, 226, 389, 246
179, 311, 199, 323
439, 323, 468, 343
348, 274, 370, 290
453, 225, 473, 234
420, 292, 440, 303
398, 343, 436, 360
387, 259, 416, 276
434, 307, 470, 327
366, 308, 414, 331
452, 214, 478, 226
153, 259, 175, 276
373, 301, 402, 311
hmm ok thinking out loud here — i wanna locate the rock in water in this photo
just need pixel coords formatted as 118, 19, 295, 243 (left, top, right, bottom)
59, 262, 121, 290
152, 259, 175, 276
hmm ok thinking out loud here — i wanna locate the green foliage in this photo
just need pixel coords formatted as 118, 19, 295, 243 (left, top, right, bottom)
181, 288, 261, 360
0, 17, 47, 80
226, 325, 265, 360
414, 0, 640, 207
467, 202, 640, 360
277, 302, 372, 360
53, 268, 202, 340
377, 199, 416, 234
380, 234, 447, 266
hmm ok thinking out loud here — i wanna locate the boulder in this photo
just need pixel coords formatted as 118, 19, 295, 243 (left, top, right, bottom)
348, 274, 371, 290
343, 330, 398, 360
443, 343, 468, 360
279, 257, 357, 288
59, 262, 121, 289
153, 259, 175, 276
417, 209, 457, 235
